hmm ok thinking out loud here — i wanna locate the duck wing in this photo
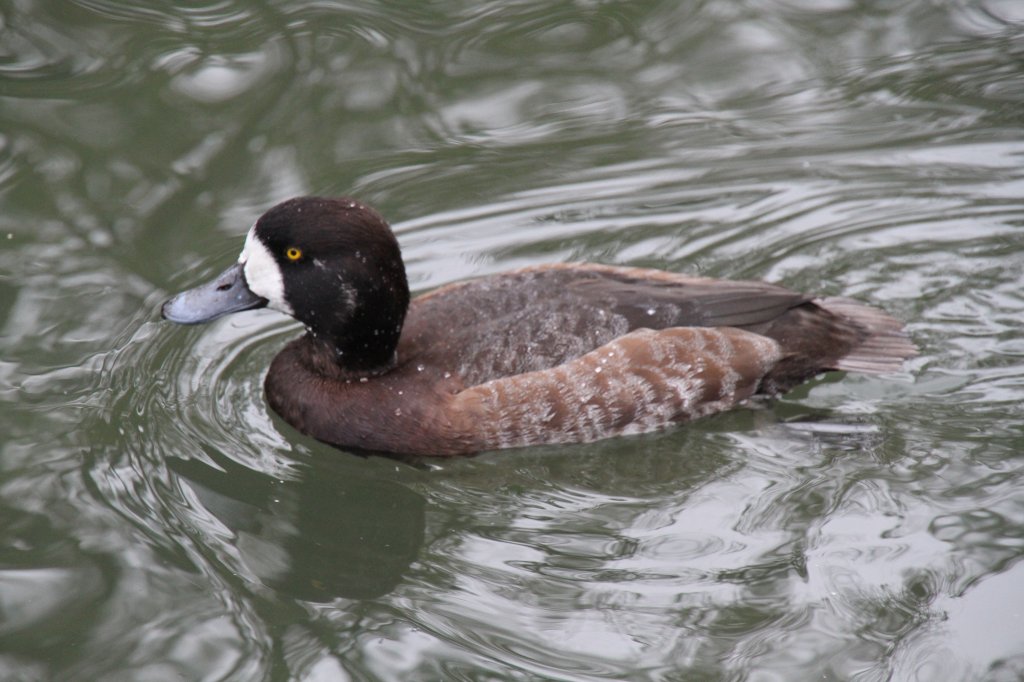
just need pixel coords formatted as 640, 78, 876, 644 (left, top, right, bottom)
401, 263, 811, 386
560, 265, 809, 330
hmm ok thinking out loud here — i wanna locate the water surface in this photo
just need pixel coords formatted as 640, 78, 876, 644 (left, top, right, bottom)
1, 1, 1023, 680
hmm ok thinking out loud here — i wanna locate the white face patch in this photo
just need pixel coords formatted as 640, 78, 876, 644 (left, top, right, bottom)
239, 225, 294, 316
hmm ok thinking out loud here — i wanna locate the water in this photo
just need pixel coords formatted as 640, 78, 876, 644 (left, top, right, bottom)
2, 1, 1023, 680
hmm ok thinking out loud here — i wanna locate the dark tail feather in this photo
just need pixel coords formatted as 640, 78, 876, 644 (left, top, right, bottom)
818, 297, 916, 373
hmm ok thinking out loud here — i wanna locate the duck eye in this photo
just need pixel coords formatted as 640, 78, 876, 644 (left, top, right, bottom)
285, 247, 302, 261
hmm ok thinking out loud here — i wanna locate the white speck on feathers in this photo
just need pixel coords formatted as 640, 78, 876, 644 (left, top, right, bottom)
459, 327, 783, 449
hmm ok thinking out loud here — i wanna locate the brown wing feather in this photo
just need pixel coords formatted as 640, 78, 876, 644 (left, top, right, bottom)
404, 262, 914, 403
450, 326, 782, 451
402, 263, 807, 386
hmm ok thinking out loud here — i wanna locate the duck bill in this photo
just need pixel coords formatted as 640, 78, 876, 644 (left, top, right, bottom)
161, 262, 268, 325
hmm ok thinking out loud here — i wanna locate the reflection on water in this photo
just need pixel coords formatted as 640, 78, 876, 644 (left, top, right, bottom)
2, 0, 1023, 680
169, 450, 426, 602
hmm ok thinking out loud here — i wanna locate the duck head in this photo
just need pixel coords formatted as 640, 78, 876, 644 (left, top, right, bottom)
162, 197, 410, 373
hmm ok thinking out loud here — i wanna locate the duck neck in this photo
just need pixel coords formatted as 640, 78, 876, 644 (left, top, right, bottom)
304, 276, 409, 378
300, 333, 395, 381
314, 314, 403, 377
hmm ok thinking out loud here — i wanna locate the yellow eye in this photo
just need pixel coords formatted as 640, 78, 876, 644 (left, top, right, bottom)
285, 247, 302, 261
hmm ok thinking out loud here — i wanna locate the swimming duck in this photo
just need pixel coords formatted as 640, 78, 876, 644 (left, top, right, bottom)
162, 196, 915, 456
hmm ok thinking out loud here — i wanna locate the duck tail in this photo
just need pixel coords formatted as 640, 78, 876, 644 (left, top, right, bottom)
818, 297, 917, 374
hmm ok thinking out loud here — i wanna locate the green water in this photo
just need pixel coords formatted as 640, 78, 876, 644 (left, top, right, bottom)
2, 1, 1023, 680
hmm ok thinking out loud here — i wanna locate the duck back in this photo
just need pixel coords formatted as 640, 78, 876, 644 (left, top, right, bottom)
401, 264, 910, 388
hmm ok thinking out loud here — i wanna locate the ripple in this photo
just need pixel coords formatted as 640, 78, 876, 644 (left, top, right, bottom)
115, 309, 297, 473
0, 0, 290, 100
0, 504, 117, 675
888, 562, 1024, 682
70, 0, 266, 33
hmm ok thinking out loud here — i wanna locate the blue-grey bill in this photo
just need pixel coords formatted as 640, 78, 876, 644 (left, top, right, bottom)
161, 262, 267, 324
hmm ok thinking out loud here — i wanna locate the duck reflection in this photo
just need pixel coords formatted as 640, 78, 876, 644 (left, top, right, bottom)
167, 452, 425, 601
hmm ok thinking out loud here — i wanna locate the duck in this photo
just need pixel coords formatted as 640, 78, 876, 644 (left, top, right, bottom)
161, 196, 915, 457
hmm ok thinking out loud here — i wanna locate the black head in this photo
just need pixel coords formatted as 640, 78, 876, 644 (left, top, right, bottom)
244, 196, 411, 371
163, 196, 410, 373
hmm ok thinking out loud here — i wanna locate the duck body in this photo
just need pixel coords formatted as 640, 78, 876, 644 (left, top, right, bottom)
162, 197, 915, 457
